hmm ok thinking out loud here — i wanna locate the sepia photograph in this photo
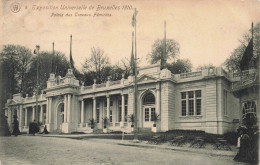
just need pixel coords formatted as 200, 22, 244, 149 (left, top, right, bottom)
0, 0, 259, 164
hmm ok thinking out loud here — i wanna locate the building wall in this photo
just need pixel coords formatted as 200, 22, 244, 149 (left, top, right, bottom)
174, 80, 206, 131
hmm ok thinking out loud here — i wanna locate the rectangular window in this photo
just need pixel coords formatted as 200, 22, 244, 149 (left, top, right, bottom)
124, 99, 128, 122
224, 89, 228, 116
188, 100, 194, 115
96, 103, 100, 123
181, 90, 202, 116
181, 100, 186, 116
151, 108, 155, 121
109, 109, 112, 122
119, 107, 122, 122
145, 108, 149, 122
196, 99, 201, 115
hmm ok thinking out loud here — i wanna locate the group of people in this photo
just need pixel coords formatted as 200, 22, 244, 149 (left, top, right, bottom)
11, 116, 49, 136
234, 126, 259, 164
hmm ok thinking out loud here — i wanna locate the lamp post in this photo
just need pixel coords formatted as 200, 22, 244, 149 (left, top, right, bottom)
34, 45, 40, 122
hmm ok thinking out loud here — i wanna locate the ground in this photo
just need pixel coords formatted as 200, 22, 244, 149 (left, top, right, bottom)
0, 135, 249, 165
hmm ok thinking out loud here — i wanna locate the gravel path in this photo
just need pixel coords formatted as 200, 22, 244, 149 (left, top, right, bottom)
0, 135, 248, 165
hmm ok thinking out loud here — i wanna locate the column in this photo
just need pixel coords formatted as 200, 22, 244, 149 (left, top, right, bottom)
156, 88, 160, 115
46, 98, 49, 124
93, 97, 96, 120
81, 100, 84, 125
49, 97, 52, 123
121, 94, 125, 122
64, 95, 67, 123
32, 106, 35, 121
19, 105, 23, 128
106, 96, 110, 119
25, 108, 28, 126
40, 104, 43, 123
67, 94, 71, 122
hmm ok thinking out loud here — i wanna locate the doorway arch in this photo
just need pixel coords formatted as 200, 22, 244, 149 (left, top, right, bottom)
242, 100, 257, 127
142, 92, 156, 128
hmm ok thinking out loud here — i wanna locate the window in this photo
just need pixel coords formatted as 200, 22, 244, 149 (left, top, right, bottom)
124, 99, 128, 122
109, 109, 112, 122
151, 108, 155, 121
118, 100, 122, 122
242, 101, 257, 126
109, 101, 113, 122
143, 93, 155, 105
181, 90, 202, 116
181, 93, 186, 116
96, 103, 100, 123
224, 89, 228, 116
195, 90, 201, 115
145, 108, 149, 121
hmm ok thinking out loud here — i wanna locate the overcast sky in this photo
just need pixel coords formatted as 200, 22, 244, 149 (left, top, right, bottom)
1, 0, 260, 71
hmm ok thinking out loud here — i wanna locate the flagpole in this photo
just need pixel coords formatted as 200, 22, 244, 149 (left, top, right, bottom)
163, 20, 166, 69
133, 8, 138, 141
52, 42, 54, 74
70, 35, 72, 69
35, 45, 40, 123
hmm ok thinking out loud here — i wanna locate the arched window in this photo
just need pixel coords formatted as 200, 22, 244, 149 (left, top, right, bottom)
143, 92, 155, 105
242, 100, 257, 127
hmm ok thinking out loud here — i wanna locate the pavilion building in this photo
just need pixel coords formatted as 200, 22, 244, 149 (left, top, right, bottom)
4, 64, 259, 134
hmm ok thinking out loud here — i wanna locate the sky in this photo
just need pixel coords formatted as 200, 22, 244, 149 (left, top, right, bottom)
1, 0, 260, 71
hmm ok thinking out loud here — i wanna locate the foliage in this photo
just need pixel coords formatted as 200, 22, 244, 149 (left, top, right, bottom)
0, 112, 11, 136
83, 47, 110, 84
196, 63, 215, 71
224, 22, 260, 72
24, 51, 70, 96
167, 59, 192, 74
147, 39, 180, 65
128, 114, 135, 123
0, 45, 33, 110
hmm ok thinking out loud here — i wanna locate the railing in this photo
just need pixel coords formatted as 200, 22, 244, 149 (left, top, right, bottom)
180, 71, 202, 79
96, 83, 106, 88
110, 80, 121, 86
84, 85, 93, 90
232, 69, 258, 89
115, 122, 120, 127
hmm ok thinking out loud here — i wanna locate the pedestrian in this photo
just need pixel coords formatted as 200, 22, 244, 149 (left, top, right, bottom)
12, 115, 20, 136
250, 127, 259, 164
42, 125, 49, 134
234, 126, 252, 163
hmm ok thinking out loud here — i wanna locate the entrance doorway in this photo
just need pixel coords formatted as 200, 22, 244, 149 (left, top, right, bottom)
142, 92, 155, 128
56, 103, 64, 131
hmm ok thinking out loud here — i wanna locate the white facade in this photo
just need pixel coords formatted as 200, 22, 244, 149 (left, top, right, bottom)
5, 64, 259, 134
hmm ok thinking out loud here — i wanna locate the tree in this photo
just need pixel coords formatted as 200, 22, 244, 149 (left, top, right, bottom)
83, 47, 110, 84
196, 63, 215, 71
147, 39, 180, 65
24, 51, 70, 96
167, 59, 192, 74
0, 45, 33, 112
224, 22, 260, 72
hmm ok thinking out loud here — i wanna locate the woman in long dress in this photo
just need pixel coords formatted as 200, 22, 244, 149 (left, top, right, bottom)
12, 115, 20, 136
234, 126, 252, 162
